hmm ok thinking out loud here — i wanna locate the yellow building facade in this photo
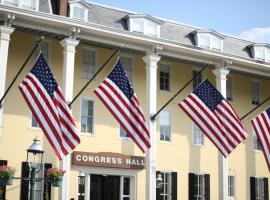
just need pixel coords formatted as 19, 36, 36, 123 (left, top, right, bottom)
0, 1, 270, 200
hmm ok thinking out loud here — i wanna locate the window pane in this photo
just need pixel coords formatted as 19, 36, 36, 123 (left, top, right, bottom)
78, 176, 85, 200
212, 36, 221, 50
251, 80, 260, 105
265, 48, 270, 62
253, 131, 262, 151
81, 49, 95, 79
81, 99, 94, 134
123, 177, 130, 195
74, 7, 85, 20
120, 56, 133, 83
160, 110, 171, 142
226, 76, 233, 101
4, 0, 18, 6
146, 21, 158, 36
160, 64, 170, 91
193, 124, 204, 145
132, 19, 144, 33
256, 47, 264, 60
22, 0, 35, 10
31, 113, 40, 128
120, 126, 130, 138
228, 176, 235, 197
199, 35, 210, 48
193, 70, 202, 89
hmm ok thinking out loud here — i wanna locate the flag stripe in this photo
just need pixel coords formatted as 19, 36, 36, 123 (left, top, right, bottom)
180, 100, 228, 156
94, 89, 148, 152
179, 79, 247, 157
95, 85, 150, 149
19, 54, 80, 160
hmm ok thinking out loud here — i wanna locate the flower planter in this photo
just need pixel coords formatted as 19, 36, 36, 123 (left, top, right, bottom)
52, 176, 63, 187
0, 176, 13, 186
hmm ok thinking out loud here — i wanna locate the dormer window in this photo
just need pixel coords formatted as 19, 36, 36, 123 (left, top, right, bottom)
250, 44, 270, 63
3, 0, 38, 10
127, 15, 162, 37
69, 1, 89, 22
193, 30, 224, 51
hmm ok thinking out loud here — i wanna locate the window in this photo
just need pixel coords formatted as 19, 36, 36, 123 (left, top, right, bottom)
4, 0, 18, 6
74, 7, 85, 20
251, 177, 268, 200
160, 63, 170, 91
193, 69, 203, 89
31, 113, 40, 128
193, 124, 204, 146
189, 173, 210, 200
81, 48, 95, 80
251, 80, 260, 105
128, 16, 161, 37
156, 171, 177, 200
81, 99, 94, 134
122, 177, 131, 200
22, 0, 36, 10
132, 19, 144, 33
78, 175, 85, 200
252, 45, 270, 63
195, 32, 223, 51
119, 56, 133, 138
253, 131, 262, 151
69, 3, 88, 21
228, 175, 236, 199
160, 110, 171, 142
226, 76, 233, 101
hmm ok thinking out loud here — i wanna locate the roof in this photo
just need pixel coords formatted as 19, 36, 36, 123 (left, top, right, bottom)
84, 0, 263, 60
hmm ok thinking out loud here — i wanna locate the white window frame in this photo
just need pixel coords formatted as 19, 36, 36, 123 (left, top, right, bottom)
159, 62, 171, 92
252, 130, 262, 152
80, 47, 96, 80
228, 175, 236, 200
251, 79, 260, 105
196, 33, 223, 51
69, 2, 89, 21
194, 173, 205, 199
192, 68, 203, 89
252, 46, 270, 63
192, 123, 204, 147
3, 0, 39, 11
255, 177, 265, 200
159, 109, 172, 143
128, 17, 161, 37
29, 112, 41, 131
80, 97, 95, 136
159, 171, 172, 200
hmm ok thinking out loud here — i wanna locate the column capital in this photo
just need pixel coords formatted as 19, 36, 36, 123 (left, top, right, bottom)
60, 38, 79, 52
143, 53, 161, 69
212, 67, 230, 77
0, 26, 15, 41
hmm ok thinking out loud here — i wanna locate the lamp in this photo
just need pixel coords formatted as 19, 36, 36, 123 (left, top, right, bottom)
26, 137, 44, 200
156, 173, 163, 189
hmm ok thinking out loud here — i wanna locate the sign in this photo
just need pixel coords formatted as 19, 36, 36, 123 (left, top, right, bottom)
72, 151, 145, 169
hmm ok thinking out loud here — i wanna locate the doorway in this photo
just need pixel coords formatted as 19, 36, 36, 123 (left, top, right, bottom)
90, 174, 120, 200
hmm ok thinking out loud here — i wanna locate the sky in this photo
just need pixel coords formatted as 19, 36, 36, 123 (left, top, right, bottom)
87, 0, 270, 43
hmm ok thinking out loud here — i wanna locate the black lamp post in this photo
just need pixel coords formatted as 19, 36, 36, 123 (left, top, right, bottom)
26, 137, 44, 200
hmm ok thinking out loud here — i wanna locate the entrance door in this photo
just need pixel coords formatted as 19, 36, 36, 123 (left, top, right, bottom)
90, 174, 120, 200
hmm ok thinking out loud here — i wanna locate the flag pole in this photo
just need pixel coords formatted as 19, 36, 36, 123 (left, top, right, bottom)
68, 47, 120, 107
0, 36, 44, 110
150, 65, 208, 121
241, 96, 270, 120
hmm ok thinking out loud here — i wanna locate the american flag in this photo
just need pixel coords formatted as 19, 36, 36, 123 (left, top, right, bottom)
179, 79, 248, 157
94, 59, 150, 153
19, 54, 80, 160
251, 107, 270, 171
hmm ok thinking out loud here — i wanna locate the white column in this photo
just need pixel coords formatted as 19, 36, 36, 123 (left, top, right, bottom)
143, 52, 160, 200
0, 26, 14, 135
60, 38, 79, 200
213, 67, 230, 200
